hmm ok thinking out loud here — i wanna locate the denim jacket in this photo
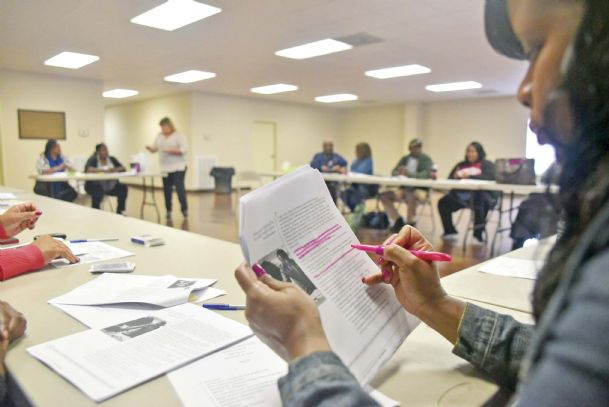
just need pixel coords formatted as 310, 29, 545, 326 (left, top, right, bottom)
278, 201, 609, 406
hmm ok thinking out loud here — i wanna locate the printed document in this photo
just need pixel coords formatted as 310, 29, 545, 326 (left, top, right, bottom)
49, 273, 216, 307
28, 303, 252, 402
168, 336, 400, 407
51, 241, 133, 268
53, 287, 225, 329
239, 166, 419, 384
478, 257, 543, 280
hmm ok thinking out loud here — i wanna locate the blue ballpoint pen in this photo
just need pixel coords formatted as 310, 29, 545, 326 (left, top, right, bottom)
201, 303, 246, 311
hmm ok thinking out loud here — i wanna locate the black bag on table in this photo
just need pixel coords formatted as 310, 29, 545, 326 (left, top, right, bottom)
495, 158, 536, 185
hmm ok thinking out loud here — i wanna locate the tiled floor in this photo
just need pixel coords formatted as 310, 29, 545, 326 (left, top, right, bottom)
80, 186, 521, 278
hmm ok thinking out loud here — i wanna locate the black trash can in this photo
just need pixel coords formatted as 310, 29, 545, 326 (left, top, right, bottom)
210, 167, 236, 194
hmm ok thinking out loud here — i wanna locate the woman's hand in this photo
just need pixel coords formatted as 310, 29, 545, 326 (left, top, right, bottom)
235, 263, 330, 361
363, 226, 446, 317
145, 145, 156, 153
32, 235, 79, 265
0, 203, 41, 237
0, 301, 26, 343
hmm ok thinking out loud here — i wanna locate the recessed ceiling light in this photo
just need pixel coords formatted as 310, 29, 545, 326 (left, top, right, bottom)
315, 93, 358, 103
131, 0, 221, 31
425, 81, 482, 93
275, 39, 352, 60
365, 64, 431, 79
164, 70, 216, 83
44, 51, 99, 69
250, 84, 298, 95
102, 89, 139, 99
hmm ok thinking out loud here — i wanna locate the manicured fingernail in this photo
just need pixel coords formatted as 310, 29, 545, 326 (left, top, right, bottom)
361, 276, 366, 284
252, 263, 267, 278
376, 256, 384, 265
382, 269, 391, 283
35, 210, 43, 216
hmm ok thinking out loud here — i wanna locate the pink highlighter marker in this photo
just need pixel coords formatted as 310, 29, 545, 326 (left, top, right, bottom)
351, 244, 452, 262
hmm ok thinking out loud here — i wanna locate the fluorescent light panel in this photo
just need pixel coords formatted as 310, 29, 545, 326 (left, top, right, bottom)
425, 81, 482, 92
131, 0, 221, 31
251, 83, 298, 95
164, 70, 216, 83
44, 51, 99, 69
275, 39, 352, 60
365, 64, 431, 79
102, 89, 139, 99
315, 93, 358, 103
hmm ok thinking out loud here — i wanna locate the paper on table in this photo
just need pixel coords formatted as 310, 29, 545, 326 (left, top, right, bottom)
239, 166, 419, 385
49, 274, 216, 307
53, 287, 225, 329
51, 241, 133, 268
0, 192, 18, 200
478, 257, 543, 280
168, 336, 401, 407
28, 303, 252, 402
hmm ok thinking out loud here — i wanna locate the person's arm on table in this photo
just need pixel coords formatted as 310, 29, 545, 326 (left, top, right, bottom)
413, 155, 433, 179
234, 264, 380, 407
391, 157, 407, 176
110, 157, 126, 172
469, 160, 496, 181
0, 301, 27, 403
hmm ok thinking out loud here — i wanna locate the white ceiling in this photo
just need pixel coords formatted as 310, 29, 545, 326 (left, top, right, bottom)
0, 0, 527, 107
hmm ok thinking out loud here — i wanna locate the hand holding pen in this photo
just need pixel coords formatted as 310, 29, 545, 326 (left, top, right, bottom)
359, 226, 448, 317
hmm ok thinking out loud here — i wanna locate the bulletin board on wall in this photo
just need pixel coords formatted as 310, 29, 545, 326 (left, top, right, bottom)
17, 109, 66, 140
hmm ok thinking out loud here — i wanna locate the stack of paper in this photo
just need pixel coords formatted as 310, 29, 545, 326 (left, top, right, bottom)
51, 241, 134, 268
28, 303, 252, 402
478, 257, 543, 280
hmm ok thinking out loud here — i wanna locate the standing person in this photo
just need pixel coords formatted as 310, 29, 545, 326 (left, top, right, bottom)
310, 141, 348, 203
380, 139, 433, 232
146, 117, 189, 220
84, 143, 128, 214
438, 142, 497, 242
341, 142, 376, 213
34, 140, 77, 202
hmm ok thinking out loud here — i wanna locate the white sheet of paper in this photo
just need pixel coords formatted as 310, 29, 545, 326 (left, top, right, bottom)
168, 336, 401, 407
28, 303, 252, 402
49, 274, 216, 307
239, 166, 419, 385
0, 192, 17, 200
478, 257, 543, 280
51, 241, 133, 268
53, 287, 225, 329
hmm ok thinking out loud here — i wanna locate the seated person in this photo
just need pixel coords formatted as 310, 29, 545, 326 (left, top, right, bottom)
310, 141, 347, 203
511, 161, 561, 250
84, 143, 128, 214
34, 140, 77, 202
379, 138, 433, 232
341, 142, 376, 212
0, 202, 78, 281
0, 300, 27, 402
438, 142, 497, 242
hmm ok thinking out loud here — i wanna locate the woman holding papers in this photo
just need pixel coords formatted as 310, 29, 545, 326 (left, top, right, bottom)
0, 203, 78, 281
146, 117, 189, 221
236, 0, 609, 405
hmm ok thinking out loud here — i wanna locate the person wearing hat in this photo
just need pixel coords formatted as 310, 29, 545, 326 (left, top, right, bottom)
379, 138, 434, 232
234, 0, 609, 405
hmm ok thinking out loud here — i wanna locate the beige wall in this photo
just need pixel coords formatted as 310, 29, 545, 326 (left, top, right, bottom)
421, 96, 530, 177
104, 93, 193, 185
337, 104, 405, 175
0, 69, 104, 189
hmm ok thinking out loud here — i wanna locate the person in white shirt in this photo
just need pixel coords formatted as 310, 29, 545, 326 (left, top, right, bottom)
146, 117, 189, 220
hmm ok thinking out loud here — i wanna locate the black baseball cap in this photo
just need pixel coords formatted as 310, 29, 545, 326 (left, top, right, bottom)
485, 0, 526, 60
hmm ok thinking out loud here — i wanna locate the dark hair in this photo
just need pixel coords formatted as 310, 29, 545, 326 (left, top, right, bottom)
43, 140, 58, 159
95, 143, 107, 154
276, 249, 288, 259
533, 0, 609, 320
465, 141, 486, 162
355, 142, 372, 159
